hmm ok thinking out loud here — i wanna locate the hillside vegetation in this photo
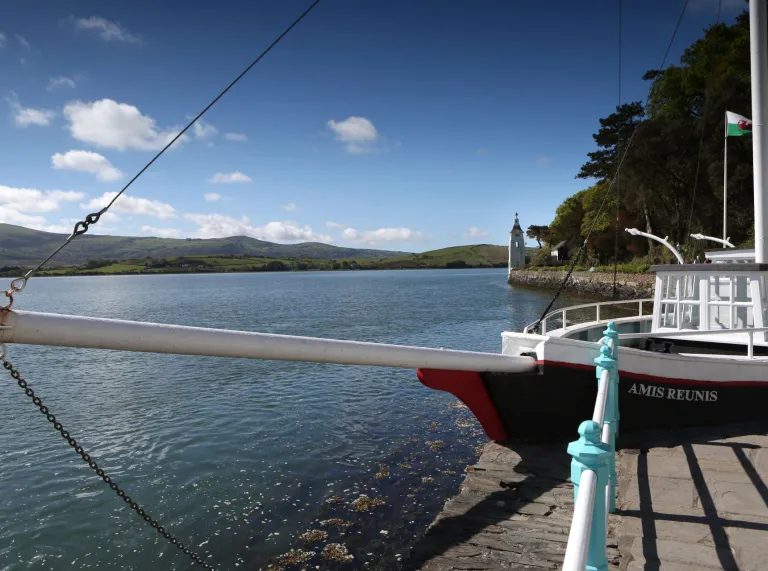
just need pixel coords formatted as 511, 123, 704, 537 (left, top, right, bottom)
0, 229, 511, 277
527, 10, 757, 267
0, 223, 408, 267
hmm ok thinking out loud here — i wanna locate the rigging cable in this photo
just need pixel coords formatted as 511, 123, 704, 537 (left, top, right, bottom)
531, 0, 691, 331
612, 0, 623, 300
685, 0, 723, 246
0, 1, 324, 568
3, 0, 322, 304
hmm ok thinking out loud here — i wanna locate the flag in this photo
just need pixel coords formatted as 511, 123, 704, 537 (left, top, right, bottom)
726, 111, 753, 137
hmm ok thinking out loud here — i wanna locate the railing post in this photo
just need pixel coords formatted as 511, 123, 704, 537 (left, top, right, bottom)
602, 322, 620, 436
594, 344, 617, 516
568, 421, 611, 571
600, 323, 619, 513
596, 304, 601, 322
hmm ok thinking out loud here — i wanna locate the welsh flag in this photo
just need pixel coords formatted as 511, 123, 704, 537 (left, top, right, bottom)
726, 111, 752, 137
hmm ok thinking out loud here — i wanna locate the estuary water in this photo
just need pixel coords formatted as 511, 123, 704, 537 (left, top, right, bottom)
0, 269, 582, 570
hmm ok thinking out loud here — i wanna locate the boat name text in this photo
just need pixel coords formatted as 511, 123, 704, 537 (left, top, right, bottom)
627, 383, 718, 402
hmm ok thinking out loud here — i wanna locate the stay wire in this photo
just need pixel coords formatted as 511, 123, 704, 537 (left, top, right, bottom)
612, 0, 623, 300
686, 0, 723, 245
4, 0, 322, 297
532, 0, 690, 330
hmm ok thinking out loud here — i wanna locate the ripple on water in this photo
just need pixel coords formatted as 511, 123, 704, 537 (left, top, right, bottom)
0, 270, 582, 569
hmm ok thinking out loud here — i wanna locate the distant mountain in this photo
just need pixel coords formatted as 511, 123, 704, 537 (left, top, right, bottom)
0, 224, 410, 267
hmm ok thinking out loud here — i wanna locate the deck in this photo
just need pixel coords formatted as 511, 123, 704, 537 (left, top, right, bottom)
405, 422, 768, 571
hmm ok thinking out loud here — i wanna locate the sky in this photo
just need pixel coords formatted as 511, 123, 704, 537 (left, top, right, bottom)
0, 0, 746, 252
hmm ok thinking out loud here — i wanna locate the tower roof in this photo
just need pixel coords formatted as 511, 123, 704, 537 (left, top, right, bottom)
512, 212, 522, 232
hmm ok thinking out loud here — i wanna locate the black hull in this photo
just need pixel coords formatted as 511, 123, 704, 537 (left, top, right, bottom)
481, 363, 768, 441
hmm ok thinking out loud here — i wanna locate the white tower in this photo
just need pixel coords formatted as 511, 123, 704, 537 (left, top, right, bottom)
508, 213, 525, 275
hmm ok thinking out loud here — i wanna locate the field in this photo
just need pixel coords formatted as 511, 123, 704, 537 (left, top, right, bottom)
11, 245, 513, 277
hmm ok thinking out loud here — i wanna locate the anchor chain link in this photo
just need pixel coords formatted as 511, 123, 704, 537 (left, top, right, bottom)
0, 347, 215, 569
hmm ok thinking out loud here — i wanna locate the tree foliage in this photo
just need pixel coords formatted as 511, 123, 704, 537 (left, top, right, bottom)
526, 225, 551, 247
549, 11, 755, 263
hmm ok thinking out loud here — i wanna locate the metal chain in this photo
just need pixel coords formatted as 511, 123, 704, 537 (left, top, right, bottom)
0, 349, 215, 569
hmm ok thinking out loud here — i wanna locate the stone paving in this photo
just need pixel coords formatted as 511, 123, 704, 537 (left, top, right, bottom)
406, 422, 768, 571
405, 440, 619, 570
613, 423, 768, 571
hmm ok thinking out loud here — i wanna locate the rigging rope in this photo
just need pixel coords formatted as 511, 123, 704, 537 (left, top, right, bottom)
612, 0, 623, 300
686, 0, 723, 245
3, 0, 322, 301
0, 1, 325, 566
531, 0, 691, 331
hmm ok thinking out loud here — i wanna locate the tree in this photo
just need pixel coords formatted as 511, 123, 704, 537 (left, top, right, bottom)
549, 190, 587, 246
547, 10, 758, 262
577, 102, 644, 182
526, 225, 551, 248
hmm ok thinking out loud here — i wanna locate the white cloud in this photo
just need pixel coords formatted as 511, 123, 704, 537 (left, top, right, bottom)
281, 202, 298, 212
327, 116, 379, 154
185, 213, 332, 243
224, 132, 247, 142
0, 33, 5, 48
141, 225, 180, 238
341, 227, 427, 244
75, 16, 141, 44
193, 120, 217, 139
52, 150, 123, 182
536, 155, 552, 165
325, 221, 347, 229
463, 226, 490, 239
16, 35, 30, 50
6, 95, 56, 127
209, 171, 251, 184
0, 186, 84, 213
83, 192, 176, 219
204, 192, 221, 202
48, 76, 76, 91
63, 99, 186, 151
0, 207, 48, 228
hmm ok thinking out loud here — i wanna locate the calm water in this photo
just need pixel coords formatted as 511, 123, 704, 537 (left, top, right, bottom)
0, 269, 580, 570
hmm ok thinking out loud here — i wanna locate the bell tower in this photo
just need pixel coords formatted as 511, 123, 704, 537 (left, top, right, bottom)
508, 213, 525, 275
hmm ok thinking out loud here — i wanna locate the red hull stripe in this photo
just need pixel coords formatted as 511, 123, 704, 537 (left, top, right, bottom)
538, 359, 768, 387
417, 369, 508, 441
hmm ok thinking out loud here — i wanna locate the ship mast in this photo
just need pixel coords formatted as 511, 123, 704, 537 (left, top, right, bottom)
751, 0, 768, 262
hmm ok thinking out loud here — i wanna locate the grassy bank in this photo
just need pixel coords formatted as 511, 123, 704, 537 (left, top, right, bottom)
0, 245, 510, 278
524, 262, 651, 274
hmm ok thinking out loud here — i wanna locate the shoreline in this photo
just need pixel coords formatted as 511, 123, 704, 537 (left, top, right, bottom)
0, 266, 508, 280
507, 269, 654, 299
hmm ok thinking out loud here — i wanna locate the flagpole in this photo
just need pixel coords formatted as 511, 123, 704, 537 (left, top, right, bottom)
724, 112, 728, 247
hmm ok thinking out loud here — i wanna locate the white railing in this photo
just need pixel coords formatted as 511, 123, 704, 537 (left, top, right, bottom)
562, 325, 619, 571
0, 310, 537, 373
523, 298, 653, 335
620, 326, 768, 358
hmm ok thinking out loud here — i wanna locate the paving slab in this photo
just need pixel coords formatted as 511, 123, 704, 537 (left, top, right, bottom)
408, 423, 768, 570
613, 423, 768, 571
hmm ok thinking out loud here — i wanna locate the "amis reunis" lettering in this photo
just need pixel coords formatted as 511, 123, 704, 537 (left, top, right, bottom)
627, 383, 718, 402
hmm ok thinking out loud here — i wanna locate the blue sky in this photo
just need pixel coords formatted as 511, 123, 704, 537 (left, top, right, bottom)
0, 0, 744, 251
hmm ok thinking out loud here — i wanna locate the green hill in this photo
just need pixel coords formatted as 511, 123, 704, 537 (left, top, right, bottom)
376, 244, 510, 269
0, 223, 409, 267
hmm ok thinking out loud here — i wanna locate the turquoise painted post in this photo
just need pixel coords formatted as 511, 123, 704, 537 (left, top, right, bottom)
603, 322, 620, 438
600, 323, 619, 513
568, 421, 611, 571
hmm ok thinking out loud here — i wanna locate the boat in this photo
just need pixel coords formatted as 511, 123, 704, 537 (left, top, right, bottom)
419, 0, 768, 442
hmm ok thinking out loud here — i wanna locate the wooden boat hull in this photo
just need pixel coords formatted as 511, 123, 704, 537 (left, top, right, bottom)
418, 331, 768, 442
